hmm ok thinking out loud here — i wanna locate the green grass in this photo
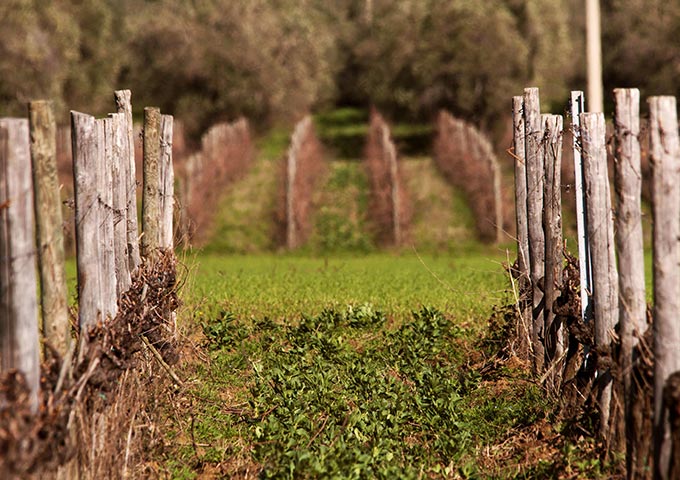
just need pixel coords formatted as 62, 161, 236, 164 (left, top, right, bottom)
179, 250, 512, 327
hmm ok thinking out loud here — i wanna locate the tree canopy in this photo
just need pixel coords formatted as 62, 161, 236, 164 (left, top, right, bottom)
0, 0, 675, 136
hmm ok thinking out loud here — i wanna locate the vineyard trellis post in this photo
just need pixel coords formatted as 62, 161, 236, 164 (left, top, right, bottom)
286, 119, 302, 249
581, 111, 618, 443
569, 91, 592, 324
542, 114, 564, 381
114, 90, 141, 272
28, 101, 70, 358
142, 107, 162, 258
381, 122, 401, 246
511, 96, 531, 354
100, 118, 118, 319
110, 112, 131, 296
612, 88, 647, 469
523, 87, 545, 373
0, 118, 41, 412
71, 112, 104, 334
160, 115, 174, 250
649, 96, 680, 480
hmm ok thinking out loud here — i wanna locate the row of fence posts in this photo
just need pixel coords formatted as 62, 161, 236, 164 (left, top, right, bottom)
512, 86, 680, 478
434, 111, 503, 244
365, 111, 404, 246
0, 90, 174, 412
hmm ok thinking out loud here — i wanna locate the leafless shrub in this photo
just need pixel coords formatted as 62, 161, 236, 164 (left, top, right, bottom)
364, 110, 411, 246
433, 110, 503, 243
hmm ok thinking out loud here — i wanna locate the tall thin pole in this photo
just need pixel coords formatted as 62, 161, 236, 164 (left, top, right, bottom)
586, 0, 604, 113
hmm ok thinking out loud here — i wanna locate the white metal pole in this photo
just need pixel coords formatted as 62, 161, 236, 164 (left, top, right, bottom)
571, 91, 593, 323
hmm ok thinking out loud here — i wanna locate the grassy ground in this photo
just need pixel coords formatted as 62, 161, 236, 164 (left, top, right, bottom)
179, 249, 511, 326
160, 247, 617, 478
152, 119, 620, 478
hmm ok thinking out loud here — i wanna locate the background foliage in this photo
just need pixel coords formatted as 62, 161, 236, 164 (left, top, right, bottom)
0, 0, 676, 135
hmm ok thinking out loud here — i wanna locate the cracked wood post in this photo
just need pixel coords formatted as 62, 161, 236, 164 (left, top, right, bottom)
512, 96, 531, 356
28, 101, 70, 358
581, 111, 618, 444
142, 107, 161, 259
110, 112, 131, 296
542, 114, 564, 378
0, 118, 40, 412
649, 96, 680, 480
100, 118, 118, 319
71, 111, 103, 333
523, 87, 545, 373
114, 90, 141, 272
160, 115, 174, 250
613, 88, 647, 471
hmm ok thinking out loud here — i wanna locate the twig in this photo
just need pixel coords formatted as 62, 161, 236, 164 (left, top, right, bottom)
75, 356, 101, 403
140, 334, 184, 387
123, 410, 137, 479
306, 415, 329, 448
55, 340, 75, 395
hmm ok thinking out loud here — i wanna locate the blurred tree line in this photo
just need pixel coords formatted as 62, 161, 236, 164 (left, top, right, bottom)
0, 0, 676, 138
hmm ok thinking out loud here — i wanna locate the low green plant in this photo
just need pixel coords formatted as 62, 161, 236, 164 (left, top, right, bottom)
178, 305, 550, 478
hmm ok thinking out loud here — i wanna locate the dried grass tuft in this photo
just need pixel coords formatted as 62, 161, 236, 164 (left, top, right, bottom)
0, 250, 180, 479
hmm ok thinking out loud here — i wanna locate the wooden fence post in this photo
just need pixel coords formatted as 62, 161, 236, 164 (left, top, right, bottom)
613, 88, 648, 470
649, 96, 680, 480
71, 111, 103, 332
581, 111, 618, 443
286, 120, 301, 249
542, 114, 564, 376
110, 112, 131, 296
523, 87, 545, 373
512, 96, 531, 358
28, 101, 70, 357
512, 97, 529, 281
570, 91, 593, 324
142, 107, 161, 258
100, 118, 118, 319
160, 115, 174, 250
0, 118, 41, 412
382, 123, 401, 245
114, 90, 141, 272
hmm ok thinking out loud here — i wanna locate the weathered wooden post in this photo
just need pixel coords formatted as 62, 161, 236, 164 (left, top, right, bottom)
28, 101, 70, 357
581, 111, 618, 443
0, 118, 41, 412
114, 90, 141, 271
160, 114, 174, 250
523, 87, 545, 373
649, 96, 680, 480
613, 88, 648, 471
512, 96, 531, 357
100, 118, 118, 319
381, 123, 401, 245
286, 123, 299, 249
71, 111, 103, 331
109, 112, 131, 296
142, 107, 161, 258
542, 114, 564, 375
512, 97, 529, 281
